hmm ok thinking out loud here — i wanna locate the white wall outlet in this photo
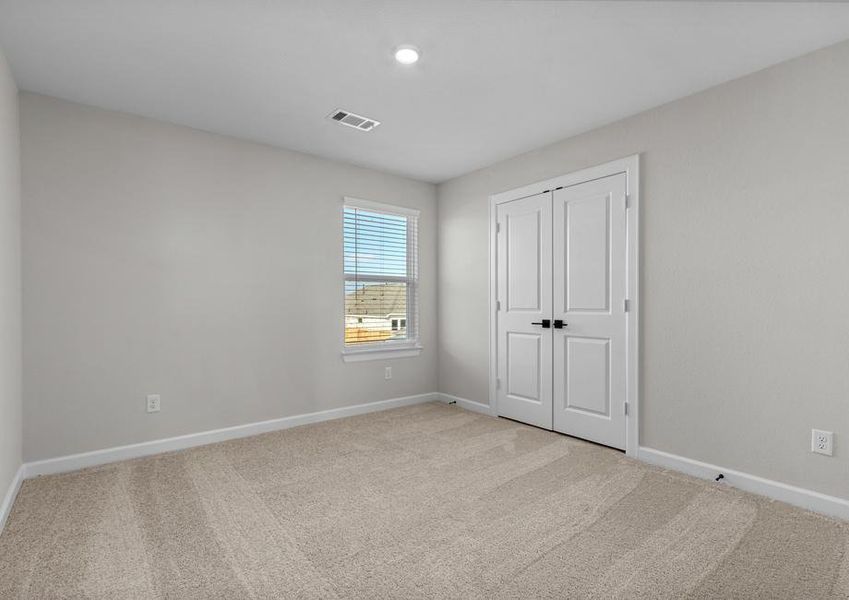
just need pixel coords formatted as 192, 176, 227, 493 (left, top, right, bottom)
811, 429, 833, 456
384, 367, 392, 380
146, 394, 161, 413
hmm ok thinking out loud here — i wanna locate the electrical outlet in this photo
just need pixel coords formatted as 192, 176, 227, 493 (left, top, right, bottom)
384, 367, 392, 380
811, 429, 833, 456
146, 394, 161, 413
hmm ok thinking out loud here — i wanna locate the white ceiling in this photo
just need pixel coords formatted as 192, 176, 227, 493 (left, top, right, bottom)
1, 1, 848, 183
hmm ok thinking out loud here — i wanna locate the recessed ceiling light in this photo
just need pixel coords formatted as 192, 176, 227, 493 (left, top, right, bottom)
394, 46, 420, 65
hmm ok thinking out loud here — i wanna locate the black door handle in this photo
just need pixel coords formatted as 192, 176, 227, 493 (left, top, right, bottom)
553, 319, 567, 329
531, 319, 551, 328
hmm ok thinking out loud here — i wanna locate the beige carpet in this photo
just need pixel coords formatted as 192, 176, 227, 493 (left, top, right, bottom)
1, 402, 847, 599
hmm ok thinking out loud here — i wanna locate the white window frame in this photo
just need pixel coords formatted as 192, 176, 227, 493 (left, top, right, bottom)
342, 197, 422, 362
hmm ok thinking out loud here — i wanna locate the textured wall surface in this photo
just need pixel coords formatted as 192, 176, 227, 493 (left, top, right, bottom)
438, 40, 849, 499
22, 94, 437, 461
0, 47, 21, 504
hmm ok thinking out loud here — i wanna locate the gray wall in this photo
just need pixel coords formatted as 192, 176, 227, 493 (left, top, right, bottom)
0, 49, 21, 500
22, 94, 437, 461
438, 40, 849, 499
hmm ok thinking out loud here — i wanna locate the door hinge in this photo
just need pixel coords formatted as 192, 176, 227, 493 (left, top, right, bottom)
624, 193, 630, 209
496, 300, 501, 311
496, 222, 501, 233
624, 401, 630, 416
623, 298, 630, 313
496, 378, 501, 389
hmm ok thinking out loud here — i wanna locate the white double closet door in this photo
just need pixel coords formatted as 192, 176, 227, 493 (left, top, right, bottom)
496, 173, 628, 450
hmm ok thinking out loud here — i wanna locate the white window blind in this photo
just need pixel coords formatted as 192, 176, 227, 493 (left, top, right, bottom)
344, 198, 419, 348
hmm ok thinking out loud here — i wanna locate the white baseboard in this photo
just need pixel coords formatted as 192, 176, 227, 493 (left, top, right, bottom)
18, 395, 845, 526
638, 446, 849, 521
443, 397, 849, 521
24, 393, 439, 479
437, 392, 496, 416
0, 464, 25, 534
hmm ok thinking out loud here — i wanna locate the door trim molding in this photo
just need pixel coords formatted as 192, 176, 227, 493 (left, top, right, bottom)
488, 155, 640, 457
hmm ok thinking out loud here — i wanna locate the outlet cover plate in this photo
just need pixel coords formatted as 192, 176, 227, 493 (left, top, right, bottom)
811, 429, 833, 456
146, 394, 161, 413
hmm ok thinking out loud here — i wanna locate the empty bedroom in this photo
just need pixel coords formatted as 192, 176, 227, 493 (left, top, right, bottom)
1, 1, 849, 598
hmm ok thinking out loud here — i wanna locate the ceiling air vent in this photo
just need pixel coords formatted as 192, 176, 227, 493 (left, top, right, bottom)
328, 109, 381, 132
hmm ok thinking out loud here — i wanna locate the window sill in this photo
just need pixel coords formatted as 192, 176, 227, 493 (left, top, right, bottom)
342, 344, 423, 362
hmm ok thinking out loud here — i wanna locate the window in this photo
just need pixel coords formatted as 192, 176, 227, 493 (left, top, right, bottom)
343, 197, 420, 360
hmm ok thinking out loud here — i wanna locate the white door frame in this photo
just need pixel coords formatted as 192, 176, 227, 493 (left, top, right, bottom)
488, 155, 640, 457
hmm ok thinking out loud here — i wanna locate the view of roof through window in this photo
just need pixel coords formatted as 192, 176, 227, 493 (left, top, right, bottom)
343, 206, 414, 345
